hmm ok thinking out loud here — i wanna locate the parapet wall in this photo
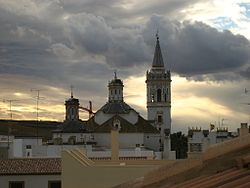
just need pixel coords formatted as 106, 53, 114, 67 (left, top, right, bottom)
141, 133, 250, 187
202, 133, 250, 161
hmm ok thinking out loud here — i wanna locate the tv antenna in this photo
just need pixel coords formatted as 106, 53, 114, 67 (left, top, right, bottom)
2, 99, 20, 120
2, 99, 19, 149
31, 89, 45, 144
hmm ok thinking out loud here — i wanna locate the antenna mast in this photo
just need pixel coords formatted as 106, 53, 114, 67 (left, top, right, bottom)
2, 99, 19, 150
31, 89, 45, 144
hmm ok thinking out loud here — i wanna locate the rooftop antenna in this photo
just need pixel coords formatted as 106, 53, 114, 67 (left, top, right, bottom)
2, 99, 19, 150
2, 99, 19, 120
31, 89, 45, 144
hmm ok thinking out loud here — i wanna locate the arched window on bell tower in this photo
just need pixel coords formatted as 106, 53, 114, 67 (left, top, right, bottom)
157, 89, 161, 102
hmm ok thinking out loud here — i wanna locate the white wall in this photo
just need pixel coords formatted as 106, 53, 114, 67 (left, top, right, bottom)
31, 145, 86, 158
94, 110, 139, 125
53, 133, 93, 144
12, 139, 22, 157
0, 175, 60, 188
119, 110, 138, 124
10, 141, 86, 158
188, 130, 232, 153
144, 133, 160, 151
86, 149, 154, 158
94, 111, 113, 125
94, 133, 144, 148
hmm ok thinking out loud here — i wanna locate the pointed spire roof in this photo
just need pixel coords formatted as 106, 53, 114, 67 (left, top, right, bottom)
152, 33, 165, 68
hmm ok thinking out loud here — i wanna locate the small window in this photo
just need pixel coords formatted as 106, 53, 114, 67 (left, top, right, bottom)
9, 181, 24, 188
115, 89, 117, 94
48, 181, 61, 188
158, 115, 162, 123
157, 89, 161, 102
151, 94, 155, 102
26, 145, 31, 149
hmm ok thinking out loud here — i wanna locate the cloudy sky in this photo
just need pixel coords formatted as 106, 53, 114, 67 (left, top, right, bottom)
0, 0, 249, 133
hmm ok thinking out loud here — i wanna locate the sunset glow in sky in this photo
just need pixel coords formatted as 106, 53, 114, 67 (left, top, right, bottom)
0, 0, 249, 132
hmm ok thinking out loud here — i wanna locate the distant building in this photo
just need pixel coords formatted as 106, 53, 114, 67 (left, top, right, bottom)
187, 124, 247, 159
51, 35, 175, 160
51, 73, 162, 159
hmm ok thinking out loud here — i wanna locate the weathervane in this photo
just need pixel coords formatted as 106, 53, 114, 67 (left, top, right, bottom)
70, 85, 74, 98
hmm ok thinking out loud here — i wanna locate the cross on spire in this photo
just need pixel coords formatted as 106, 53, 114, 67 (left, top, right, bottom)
70, 85, 74, 98
156, 29, 159, 40
114, 70, 117, 79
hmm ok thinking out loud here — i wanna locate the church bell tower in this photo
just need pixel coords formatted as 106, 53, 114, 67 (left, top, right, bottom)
146, 34, 171, 151
65, 86, 80, 121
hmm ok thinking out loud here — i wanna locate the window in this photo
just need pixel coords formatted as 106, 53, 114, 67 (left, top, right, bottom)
9, 181, 24, 188
115, 89, 117, 94
158, 115, 162, 123
190, 143, 202, 152
157, 89, 161, 102
151, 94, 155, 102
48, 181, 61, 188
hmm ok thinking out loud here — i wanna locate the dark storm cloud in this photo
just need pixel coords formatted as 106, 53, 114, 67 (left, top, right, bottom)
143, 15, 250, 81
59, 0, 200, 26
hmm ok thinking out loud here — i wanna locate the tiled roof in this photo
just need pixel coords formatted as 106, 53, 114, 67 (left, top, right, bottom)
165, 168, 250, 188
53, 120, 88, 133
99, 101, 133, 114
86, 115, 159, 134
0, 158, 61, 175
117, 138, 250, 188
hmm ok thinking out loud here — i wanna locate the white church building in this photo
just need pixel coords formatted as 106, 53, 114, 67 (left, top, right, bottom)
2, 35, 176, 160
54, 34, 175, 159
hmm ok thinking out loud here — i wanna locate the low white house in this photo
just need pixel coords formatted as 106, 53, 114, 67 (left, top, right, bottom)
187, 126, 240, 158
0, 158, 61, 188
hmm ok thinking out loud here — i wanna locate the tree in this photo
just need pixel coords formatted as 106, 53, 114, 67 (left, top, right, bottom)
171, 132, 188, 159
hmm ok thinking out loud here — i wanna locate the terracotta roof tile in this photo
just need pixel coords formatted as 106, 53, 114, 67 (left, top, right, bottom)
0, 158, 61, 175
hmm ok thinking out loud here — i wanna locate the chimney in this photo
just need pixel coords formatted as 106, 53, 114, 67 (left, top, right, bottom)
239, 123, 249, 136
111, 118, 120, 161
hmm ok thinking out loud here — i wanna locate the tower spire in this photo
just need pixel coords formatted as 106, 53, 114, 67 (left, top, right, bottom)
152, 32, 164, 68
